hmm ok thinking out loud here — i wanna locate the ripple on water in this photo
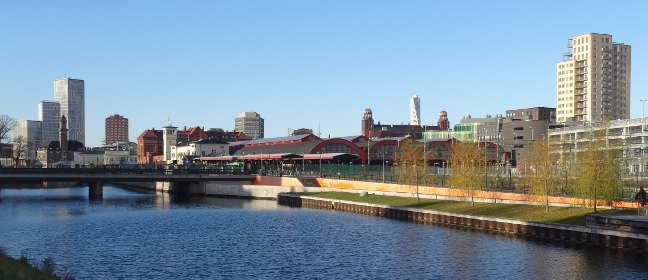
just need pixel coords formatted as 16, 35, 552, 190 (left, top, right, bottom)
1, 186, 647, 280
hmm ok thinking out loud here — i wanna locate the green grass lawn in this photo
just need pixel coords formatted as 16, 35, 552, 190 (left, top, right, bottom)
304, 192, 636, 226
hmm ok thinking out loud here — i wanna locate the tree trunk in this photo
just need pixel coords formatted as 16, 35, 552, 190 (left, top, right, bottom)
544, 181, 549, 213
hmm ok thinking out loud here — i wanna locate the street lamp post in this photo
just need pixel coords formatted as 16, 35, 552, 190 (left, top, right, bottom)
442, 161, 446, 188
641, 99, 647, 130
415, 164, 419, 202
382, 152, 386, 183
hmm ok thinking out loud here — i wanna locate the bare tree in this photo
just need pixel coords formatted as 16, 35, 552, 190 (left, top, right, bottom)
523, 139, 560, 213
13, 136, 31, 167
574, 121, 622, 212
0, 114, 15, 144
448, 142, 486, 206
394, 138, 427, 185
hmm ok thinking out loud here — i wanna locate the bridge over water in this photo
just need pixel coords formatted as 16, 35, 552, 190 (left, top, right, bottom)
0, 168, 256, 199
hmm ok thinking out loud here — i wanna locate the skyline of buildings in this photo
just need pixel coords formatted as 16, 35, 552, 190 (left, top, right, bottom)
3, 32, 638, 151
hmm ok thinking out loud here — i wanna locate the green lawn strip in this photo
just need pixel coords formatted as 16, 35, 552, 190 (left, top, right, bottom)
303, 192, 635, 226
0, 252, 59, 280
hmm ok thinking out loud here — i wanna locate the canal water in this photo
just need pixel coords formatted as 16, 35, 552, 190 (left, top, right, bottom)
1, 186, 647, 279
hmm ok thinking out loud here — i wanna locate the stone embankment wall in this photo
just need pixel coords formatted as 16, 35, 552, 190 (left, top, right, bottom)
254, 176, 638, 209
278, 194, 648, 252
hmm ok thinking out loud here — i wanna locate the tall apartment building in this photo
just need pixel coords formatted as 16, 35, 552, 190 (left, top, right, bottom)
105, 114, 129, 145
38, 100, 61, 147
235, 112, 264, 139
556, 33, 631, 123
55, 77, 85, 144
13, 120, 42, 160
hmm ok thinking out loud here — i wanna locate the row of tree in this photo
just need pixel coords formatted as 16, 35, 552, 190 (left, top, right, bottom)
394, 122, 623, 212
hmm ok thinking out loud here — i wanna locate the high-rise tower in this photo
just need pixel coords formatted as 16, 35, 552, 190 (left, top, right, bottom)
105, 114, 129, 145
38, 101, 61, 147
234, 112, 264, 139
54, 77, 85, 144
556, 33, 631, 123
410, 95, 421, 125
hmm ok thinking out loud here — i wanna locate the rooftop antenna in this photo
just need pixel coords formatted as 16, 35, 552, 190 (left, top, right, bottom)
318, 123, 321, 138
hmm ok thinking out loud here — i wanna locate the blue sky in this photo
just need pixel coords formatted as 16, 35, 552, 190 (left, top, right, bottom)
1, 1, 647, 146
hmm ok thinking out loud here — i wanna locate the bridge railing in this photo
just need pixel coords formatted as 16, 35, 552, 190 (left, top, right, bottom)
0, 167, 252, 176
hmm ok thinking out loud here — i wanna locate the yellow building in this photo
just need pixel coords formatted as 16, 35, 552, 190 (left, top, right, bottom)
556, 33, 631, 123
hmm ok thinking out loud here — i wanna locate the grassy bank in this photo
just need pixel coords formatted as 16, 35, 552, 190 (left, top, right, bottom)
305, 192, 635, 226
0, 249, 67, 280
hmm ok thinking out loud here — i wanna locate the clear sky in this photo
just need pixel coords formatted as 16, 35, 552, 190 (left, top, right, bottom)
1, 0, 646, 146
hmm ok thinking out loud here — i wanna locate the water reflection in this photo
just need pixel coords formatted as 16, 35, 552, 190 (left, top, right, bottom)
0, 186, 647, 280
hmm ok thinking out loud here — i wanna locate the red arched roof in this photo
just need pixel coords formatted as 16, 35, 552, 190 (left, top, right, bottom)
309, 138, 367, 163
370, 139, 399, 148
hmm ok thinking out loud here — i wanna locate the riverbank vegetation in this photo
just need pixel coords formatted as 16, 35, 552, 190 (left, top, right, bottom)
0, 248, 74, 280
305, 192, 634, 226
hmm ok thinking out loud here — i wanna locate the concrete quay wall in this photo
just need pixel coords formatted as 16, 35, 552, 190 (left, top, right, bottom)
278, 194, 648, 253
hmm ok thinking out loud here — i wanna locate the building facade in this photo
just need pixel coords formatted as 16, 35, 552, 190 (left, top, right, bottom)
105, 114, 129, 145
506, 107, 556, 122
55, 77, 85, 143
163, 125, 178, 164
235, 112, 264, 139
170, 139, 229, 164
13, 120, 42, 161
38, 101, 61, 147
290, 128, 314, 136
556, 33, 631, 123
500, 119, 551, 167
205, 128, 250, 142
137, 129, 163, 164
423, 115, 503, 143
73, 150, 137, 167
548, 118, 647, 177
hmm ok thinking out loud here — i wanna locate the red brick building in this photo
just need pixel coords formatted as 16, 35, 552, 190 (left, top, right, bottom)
205, 128, 251, 143
137, 129, 163, 164
137, 126, 216, 164
105, 114, 129, 145
361, 108, 450, 139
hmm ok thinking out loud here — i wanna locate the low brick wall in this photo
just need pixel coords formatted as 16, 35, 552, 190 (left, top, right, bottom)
278, 194, 648, 253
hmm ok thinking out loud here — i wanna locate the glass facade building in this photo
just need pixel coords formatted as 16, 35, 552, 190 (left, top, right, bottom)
55, 78, 85, 144
38, 101, 61, 147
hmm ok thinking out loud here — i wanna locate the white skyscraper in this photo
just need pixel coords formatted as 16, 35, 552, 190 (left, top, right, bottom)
38, 100, 61, 147
410, 95, 421, 125
54, 78, 85, 144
